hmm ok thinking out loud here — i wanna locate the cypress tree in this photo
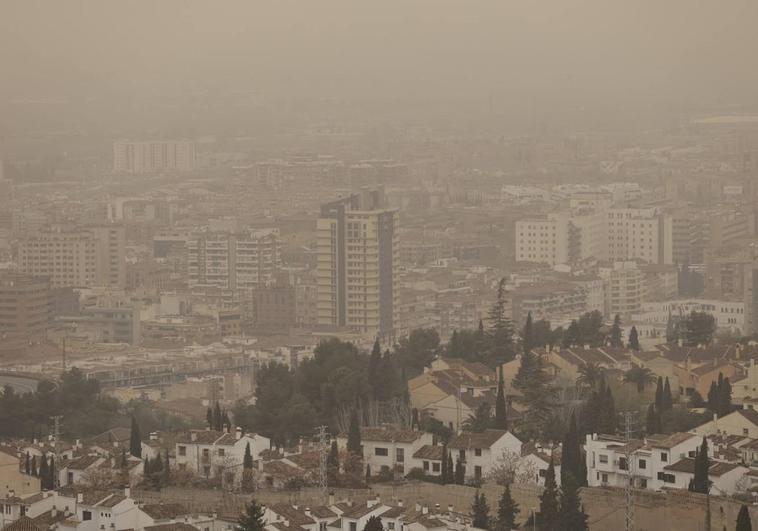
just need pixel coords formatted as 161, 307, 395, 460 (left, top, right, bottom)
494, 484, 519, 531
471, 492, 490, 529
411, 408, 419, 431
221, 410, 231, 432
455, 457, 464, 485
559, 472, 589, 531
707, 380, 719, 412
447, 451, 454, 484
130, 416, 142, 458
236, 500, 266, 531
689, 437, 710, 494
736, 504, 752, 531
24, 452, 30, 475
523, 312, 535, 356
654, 377, 663, 410
244, 442, 254, 469
347, 409, 362, 457
47, 456, 55, 490
214, 402, 223, 431
645, 403, 662, 435
562, 412, 586, 487
365, 464, 371, 483
662, 377, 673, 411
440, 445, 449, 484
610, 314, 623, 348
628, 326, 640, 351
369, 339, 382, 400
206, 407, 214, 429
39, 454, 49, 490
719, 377, 733, 417
538, 456, 560, 531
31, 455, 37, 477
163, 450, 170, 484
493, 367, 508, 430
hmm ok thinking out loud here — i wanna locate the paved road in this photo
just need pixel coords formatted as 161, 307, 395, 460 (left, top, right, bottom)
0, 374, 40, 394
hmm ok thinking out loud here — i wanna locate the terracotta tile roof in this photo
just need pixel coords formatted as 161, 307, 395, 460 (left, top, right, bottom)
664, 458, 741, 477
66, 455, 102, 471
140, 504, 188, 520
97, 494, 127, 508
90, 427, 131, 445
448, 429, 515, 450
268, 504, 315, 526
57, 486, 112, 506
412, 445, 444, 461
284, 451, 320, 470
262, 461, 305, 480
1, 516, 45, 531
267, 523, 307, 531
646, 432, 697, 449
309, 507, 337, 519
31, 509, 68, 528
176, 430, 228, 445
144, 524, 200, 531
736, 409, 758, 427
359, 428, 425, 444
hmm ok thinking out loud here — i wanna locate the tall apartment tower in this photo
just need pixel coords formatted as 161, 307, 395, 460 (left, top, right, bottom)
113, 140, 196, 173
17, 225, 126, 289
316, 189, 398, 341
187, 229, 281, 291
0, 274, 50, 354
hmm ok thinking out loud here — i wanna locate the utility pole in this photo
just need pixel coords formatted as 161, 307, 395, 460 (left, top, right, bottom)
61, 335, 67, 372
623, 411, 635, 531
316, 425, 329, 505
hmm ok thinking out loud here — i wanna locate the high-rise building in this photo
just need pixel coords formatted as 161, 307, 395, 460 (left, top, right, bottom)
17, 225, 126, 289
0, 274, 50, 354
187, 229, 281, 291
113, 140, 196, 173
316, 189, 399, 341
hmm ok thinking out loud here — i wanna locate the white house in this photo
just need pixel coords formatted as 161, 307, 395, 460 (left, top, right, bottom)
174, 428, 270, 485
692, 409, 758, 439
586, 432, 701, 491
661, 458, 749, 495
336, 427, 434, 478
447, 429, 523, 482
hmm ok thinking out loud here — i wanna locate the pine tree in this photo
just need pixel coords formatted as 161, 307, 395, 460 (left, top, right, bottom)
130, 416, 142, 458
662, 377, 673, 411
736, 504, 752, 531
523, 312, 535, 356
538, 456, 560, 531
628, 326, 640, 351
363, 516, 384, 531
494, 484, 519, 531
471, 492, 490, 529
610, 314, 623, 348
455, 457, 465, 485
236, 500, 266, 531
493, 367, 508, 430
24, 452, 30, 475
486, 278, 515, 366
654, 377, 663, 410
559, 472, 589, 531
39, 454, 49, 490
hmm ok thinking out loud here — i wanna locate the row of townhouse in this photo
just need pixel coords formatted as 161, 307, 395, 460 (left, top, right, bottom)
336, 427, 523, 484
585, 432, 749, 495
0, 485, 236, 531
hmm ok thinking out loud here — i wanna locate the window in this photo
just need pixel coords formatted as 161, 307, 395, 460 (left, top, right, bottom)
599, 454, 608, 464
601, 473, 608, 483
619, 457, 628, 470
744, 428, 750, 436
475, 466, 482, 479
474, 448, 482, 457
638, 459, 646, 470
218, 448, 225, 457
375, 447, 388, 456
459, 450, 465, 461
423, 461, 429, 471
350, 523, 357, 531
178, 446, 187, 456
639, 478, 647, 489
432, 462, 440, 473
660, 452, 668, 462
396, 448, 404, 463
83, 511, 92, 521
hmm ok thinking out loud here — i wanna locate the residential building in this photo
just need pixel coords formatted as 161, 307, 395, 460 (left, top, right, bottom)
187, 229, 281, 292
607, 208, 671, 265
0, 274, 50, 354
447, 429, 523, 482
692, 409, 758, 439
599, 261, 646, 319
113, 140, 196, 173
0, 448, 40, 497
17, 225, 126, 289
317, 189, 399, 341
336, 428, 434, 478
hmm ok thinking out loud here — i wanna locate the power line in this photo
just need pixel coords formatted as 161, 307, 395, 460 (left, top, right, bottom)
316, 425, 329, 505
623, 411, 635, 531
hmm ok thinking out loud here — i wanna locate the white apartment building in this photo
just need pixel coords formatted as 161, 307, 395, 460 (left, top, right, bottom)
317, 190, 399, 341
448, 429, 523, 482
336, 428, 434, 478
599, 261, 646, 318
632, 299, 745, 332
174, 428, 270, 485
607, 207, 671, 265
187, 229, 281, 291
113, 140, 196, 173
586, 432, 701, 491
17, 225, 126, 289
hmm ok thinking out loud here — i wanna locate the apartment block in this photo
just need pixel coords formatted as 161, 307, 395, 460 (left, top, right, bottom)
317, 189, 399, 341
113, 140, 196, 173
599, 261, 646, 318
187, 229, 281, 292
17, 225, 126, 289
0, 274, 50, 354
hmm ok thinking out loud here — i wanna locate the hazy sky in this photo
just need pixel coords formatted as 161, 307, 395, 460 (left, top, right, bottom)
2, 0, 758, 131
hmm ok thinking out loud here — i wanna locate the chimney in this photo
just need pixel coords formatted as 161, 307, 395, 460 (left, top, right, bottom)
304, 508, 311, 518
447, 505, 453, 514
398, 500, 403, 508
124, 487, 131, 498
77, 493, 84, 503
191, 432, 197, 442
149, 432, 158, 441
422, 506, 429, 515
415, 503, 421, 513
236, 427, 243, 440
328, 493, 335, 506
51, 507, 57, 518
75, 439, 81, 449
